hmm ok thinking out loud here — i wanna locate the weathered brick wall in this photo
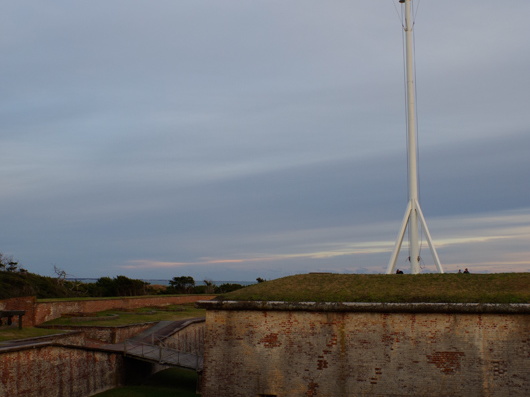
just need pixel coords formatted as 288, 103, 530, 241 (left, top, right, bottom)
0, 296, 36, 327
163, 320, 205, 355
200, 303, 530, 397
42, 323, 156, 344
3, 295, 216, 326
34, 295, 215, 325
0, 344, 124, 397
10, 331, 87, 347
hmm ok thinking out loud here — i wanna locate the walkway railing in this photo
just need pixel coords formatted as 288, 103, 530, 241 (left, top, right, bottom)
123, 338, 203, 370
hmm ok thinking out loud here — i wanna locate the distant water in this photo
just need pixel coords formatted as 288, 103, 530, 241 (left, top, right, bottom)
67, 278, 255, 286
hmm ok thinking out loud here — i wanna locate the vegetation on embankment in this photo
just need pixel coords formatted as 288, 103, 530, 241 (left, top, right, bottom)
0, 271, 163, 299
219, 273, 530, 303
41, 304, 205, 327
0, 271, 76, 299
0, 269, 239, 299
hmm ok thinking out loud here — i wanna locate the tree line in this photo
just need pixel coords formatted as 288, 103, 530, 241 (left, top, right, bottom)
1, 267, 250, 300
167, 276, 247, 294
0, 253, 255, 299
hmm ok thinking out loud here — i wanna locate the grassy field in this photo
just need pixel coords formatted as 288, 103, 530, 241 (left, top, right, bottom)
220, 273, 530, 303
92, 368, 199, 397
36, 294, 205, 302
0, 304, 205, 341
41, 304, 206, 327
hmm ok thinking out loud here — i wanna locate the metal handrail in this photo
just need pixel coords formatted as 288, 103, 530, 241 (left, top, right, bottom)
123, 338, 203, 370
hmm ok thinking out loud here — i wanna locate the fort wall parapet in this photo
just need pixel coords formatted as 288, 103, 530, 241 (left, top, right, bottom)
40, 322, 157, 344
0, 295, 215, 326
197, 301, 530, 397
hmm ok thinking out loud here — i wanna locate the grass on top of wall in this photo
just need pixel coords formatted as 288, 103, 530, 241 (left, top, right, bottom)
219, 273, 530, 304
37, 294, 207, 302
42, 304, 205, 327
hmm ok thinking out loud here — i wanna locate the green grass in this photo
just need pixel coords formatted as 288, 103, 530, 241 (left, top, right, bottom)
219, 273, 530, 303
41, 304, 205, 327
0, 327, 68, 342
37, 294, 206, 302
92, 368, 199, 397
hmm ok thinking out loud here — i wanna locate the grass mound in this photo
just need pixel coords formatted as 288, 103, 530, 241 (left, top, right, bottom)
219, 273, 530, 303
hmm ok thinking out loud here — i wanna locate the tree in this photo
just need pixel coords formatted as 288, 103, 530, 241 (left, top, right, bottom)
54, 265, 68, 285
215, 283, 244, 293
114, 275, 148, 296
256, 277, 266, 283
93, 275, 149, 297
6, 261, 18, 272
95, 277, 115, 296
0, 253, 17, 271
169, 276, 195, 294
203, 279, 215, 294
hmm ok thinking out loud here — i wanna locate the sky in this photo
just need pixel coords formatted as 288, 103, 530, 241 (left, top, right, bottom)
1, 0, 529, 282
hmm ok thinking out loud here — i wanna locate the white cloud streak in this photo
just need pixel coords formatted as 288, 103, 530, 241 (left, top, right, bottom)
0, 1, 529, 280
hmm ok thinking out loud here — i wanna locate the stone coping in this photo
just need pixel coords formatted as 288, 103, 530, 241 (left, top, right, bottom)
196, 300, 530, 314
0, 341, 124, 354
0, 331, 83, 352
40, 321, 158, 330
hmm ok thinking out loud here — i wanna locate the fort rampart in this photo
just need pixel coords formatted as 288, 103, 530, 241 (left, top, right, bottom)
198, 301, 530, 397
0, 295, 215, 326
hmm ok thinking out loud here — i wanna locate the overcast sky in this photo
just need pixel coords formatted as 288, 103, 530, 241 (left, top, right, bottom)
1, 1, 529, 281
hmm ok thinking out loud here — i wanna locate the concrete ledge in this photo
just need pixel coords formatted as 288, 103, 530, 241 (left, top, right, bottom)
197, 300, 530, 314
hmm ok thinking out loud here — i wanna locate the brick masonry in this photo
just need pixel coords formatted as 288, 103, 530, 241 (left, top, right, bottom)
0, 295, 215, 326
198, 302, 530, 397
0, 296, 36, 327
42, 323, 156, 344
0, 295, 214, 396
0, 320, 206, 396
163, 321, 205, 355
0, 344, 124, 397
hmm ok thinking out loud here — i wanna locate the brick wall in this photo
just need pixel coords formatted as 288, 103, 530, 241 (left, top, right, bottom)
34, 295, 215, 325
0, 344, 124, 397
0, 296, 36, 327
163, 320, 205, 355
42, 323, 156, 344
199, 302, 530, 397
0, 295, 215, 326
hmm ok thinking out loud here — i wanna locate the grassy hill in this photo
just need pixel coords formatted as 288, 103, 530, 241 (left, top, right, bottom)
219, 273, 530, 304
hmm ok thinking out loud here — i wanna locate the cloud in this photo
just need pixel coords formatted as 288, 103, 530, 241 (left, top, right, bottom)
0, 1, 529, 280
